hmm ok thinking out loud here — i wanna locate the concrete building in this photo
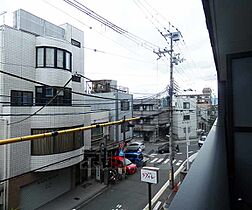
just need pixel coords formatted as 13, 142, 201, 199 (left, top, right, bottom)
0, 9, 91, 210
85, 79, 133, 143
173, 95, 197, 140
133, 99, 169, 142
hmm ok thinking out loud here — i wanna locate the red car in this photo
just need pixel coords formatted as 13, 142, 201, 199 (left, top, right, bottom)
110, 156, 137, 175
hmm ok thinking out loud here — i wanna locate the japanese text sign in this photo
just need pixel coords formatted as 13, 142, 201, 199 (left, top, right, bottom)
141, 167, 159, 184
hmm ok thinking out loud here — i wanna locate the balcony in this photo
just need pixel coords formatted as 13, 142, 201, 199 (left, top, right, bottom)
169, 119, 230, 209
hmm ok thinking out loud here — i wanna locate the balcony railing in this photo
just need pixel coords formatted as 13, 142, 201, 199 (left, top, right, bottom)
169, 119, 230, 210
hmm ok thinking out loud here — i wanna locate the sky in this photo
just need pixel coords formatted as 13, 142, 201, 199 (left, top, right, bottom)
1, 0, 217, 98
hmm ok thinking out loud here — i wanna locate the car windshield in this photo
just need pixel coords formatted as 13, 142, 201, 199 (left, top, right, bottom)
129, 143, 139, 146
125, 146, 140, 152
125, 158, 132, 166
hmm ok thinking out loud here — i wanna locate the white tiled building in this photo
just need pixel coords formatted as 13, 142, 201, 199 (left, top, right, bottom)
0, 9, 91, 210
86, 79, 133, 143
173, 95, 198, 140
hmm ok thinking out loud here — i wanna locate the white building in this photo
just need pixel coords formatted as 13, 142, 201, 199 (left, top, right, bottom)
173, 95, 197, 140
86, 79, 133, 143
0, 9, 91, 210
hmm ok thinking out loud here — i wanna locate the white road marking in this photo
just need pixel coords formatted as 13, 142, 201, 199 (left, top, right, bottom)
153, 201, 162, 210
176, 162, 182, 166
116, 204, 122, 208
156, 158, 164, 163
177, 152, 182, 155
172, 159, 176, 164
150, 153, 157, 157
143, 152, 199, 210
150, 158, 158, 163
188, 151, 194, 153
163, 158, 170, 164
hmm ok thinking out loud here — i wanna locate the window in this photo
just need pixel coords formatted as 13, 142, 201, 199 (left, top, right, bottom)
133, 105, 140, 111
45, 48, 54, 67
71, 39, 81, 48
143, 118, 151, 124
31, 126, 84, 155
57, 49, 64, 68
183, 127, 191, 134
121, 122, 130, 133
65, 52, 71, 70
36, 47, 72, 71
121, 100, 129, 111
37, 48, 44, 67
183, 102, 190, 109
183, 115, 190, 121
35, 86, 72, 106
91, 127, 103, 141
11, 90, 33, 106
45, 87, 53, 97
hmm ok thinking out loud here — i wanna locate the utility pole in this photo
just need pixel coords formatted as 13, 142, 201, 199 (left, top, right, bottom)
169, 33, 175, 189
115, 90, 119, 141
185, 120, 189, 171
154, 31, 183, 189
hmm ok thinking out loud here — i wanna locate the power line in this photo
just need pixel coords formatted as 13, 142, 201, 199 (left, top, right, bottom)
63, 0, 160, 51
8, 77, 73, 125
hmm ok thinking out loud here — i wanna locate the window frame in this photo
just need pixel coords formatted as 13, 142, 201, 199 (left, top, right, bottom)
35, 86, 72, 106
121, 100, 130, 111
36, 46, 72, 71
183, 102, 190, 109
11, 90, 33, 106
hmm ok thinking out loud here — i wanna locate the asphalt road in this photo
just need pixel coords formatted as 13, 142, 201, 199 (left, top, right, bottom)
78, 141, 199, 210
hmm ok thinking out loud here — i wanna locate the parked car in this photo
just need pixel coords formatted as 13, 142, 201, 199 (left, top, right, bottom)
124, 148, 144, 167
110, 156, 137, 175
157, 143, 170, 154
198, 135, 207, 147
128, 141, 145, 151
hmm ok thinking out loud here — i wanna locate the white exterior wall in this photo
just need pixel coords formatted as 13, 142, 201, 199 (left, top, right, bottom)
0, 22, 89, 177
173, 96, 197, 140
91, 111, 110, 138
85, 90, 133, 142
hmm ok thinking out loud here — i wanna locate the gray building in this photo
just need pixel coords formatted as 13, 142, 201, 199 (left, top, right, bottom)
133, 99, 169, 142
0, 9, 91, 210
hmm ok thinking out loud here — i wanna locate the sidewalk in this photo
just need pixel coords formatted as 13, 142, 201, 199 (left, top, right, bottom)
37, 180, 108, 210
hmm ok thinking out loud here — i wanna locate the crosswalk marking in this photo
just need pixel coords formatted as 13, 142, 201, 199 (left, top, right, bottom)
149, 153, 158, 157
188, 151, 194, 153
176, 161, 182, 166
156, 158, 164, 163
163, 158, 170, 164
153, 201, 162, 210
150, 158, 158, 163
148, 157, 185, 167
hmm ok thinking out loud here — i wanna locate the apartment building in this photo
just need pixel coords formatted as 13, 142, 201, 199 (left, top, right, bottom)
133, 99, 169, 142
0, 9, 91, 210
85, 79, 133, 145
173, 95, 198, 140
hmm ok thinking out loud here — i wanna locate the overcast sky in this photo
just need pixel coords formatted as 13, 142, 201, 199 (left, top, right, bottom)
1, 0, 217, 98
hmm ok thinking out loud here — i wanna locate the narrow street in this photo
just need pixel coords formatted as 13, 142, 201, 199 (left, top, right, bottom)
78, 141, 199, 210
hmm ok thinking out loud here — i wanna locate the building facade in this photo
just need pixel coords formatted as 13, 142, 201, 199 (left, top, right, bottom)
0, 9, 91, 210
173, 95, 198, 140
133, 99, 169, 142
